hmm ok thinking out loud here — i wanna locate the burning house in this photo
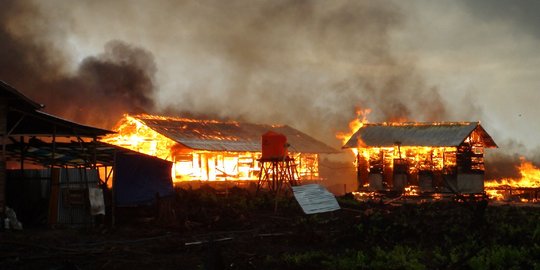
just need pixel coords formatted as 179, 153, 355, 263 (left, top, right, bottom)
102, 114, 337, 185
343, 122, 497, 194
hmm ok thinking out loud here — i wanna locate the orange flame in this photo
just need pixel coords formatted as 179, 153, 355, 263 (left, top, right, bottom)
101, 114, 176, 160
485, 158, 540, 188
101, 114, 321, 183
485, 157, 540, 201
336, 108, 371, 156
337, 118, 491, 193
336, 108, 371, 144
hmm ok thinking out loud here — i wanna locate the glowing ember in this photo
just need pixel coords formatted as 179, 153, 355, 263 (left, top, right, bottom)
352, 191, 377, 200
404, 185, 420, 196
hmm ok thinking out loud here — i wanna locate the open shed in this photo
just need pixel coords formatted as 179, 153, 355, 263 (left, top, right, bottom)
0, 81, 174, 227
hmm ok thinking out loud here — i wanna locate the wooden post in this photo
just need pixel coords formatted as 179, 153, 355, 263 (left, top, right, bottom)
92, 137, 97, 169
48, 126, 58, 226
48, 168, 60, 226
111, 149, 116, 227
0, 99, 7, 216
356, 151, 361, 189
19, 136, 24, 172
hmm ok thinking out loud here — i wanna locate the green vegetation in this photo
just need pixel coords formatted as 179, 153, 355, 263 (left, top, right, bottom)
3, 187, 540, 269
166, 187, 540, 269
256, 196, 540, 269
171, 187, 540, 269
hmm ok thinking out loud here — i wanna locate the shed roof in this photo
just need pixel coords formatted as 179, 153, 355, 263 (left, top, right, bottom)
0, 80, 43, 110
6, 140, 167, 167
342, 122, 497, 148
1, 81, 112, 137
134, 115, 338, 153
8, 110, 113, 137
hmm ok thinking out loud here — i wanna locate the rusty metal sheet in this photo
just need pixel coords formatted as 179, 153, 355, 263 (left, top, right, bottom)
343, 122, 497, 148
136, 116, 338, 153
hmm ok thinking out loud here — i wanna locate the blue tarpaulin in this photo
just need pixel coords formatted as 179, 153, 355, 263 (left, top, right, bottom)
115, 153, 174, 206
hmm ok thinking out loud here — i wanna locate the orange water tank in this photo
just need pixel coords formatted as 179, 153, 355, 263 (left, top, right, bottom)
261, 131, 288, 160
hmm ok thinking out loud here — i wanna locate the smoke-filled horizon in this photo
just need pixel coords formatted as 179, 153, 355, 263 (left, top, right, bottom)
0, 1, 158, 128
1, 0, 539, 175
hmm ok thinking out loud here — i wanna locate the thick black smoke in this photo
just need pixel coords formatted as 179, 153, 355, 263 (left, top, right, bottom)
1, 0, 451, 138
41, 41, 157, 127
0, 1, 157, 128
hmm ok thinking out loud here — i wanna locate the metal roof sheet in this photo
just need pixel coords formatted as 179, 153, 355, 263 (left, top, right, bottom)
0, 80, 43, 110
342, 122, 497, 148
1, 81, 113, 137
134, 115, 338, 153
6, 141, 170, 167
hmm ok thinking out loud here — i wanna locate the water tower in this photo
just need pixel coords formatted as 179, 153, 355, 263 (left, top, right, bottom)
257, 131, 300, 192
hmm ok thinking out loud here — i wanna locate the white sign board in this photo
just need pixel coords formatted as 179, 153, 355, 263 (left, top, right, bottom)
292, 184, 341, 214
88, 187, 106, 215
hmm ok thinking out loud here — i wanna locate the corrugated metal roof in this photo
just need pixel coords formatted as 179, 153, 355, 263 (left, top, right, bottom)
342, 122, 497, 148
1, 81, 113, 137
6, 141, 170, 167
0, 80, 43, 110
134, 115, 338, 153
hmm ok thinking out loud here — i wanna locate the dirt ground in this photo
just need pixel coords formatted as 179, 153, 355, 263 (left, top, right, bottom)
1, 187, 539, 270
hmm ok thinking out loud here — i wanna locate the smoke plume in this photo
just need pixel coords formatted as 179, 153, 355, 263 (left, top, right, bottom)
0, 0, 157, 128
485, 139, 540, 181
148, 1, 452, 146
2, 0, 538, 182
1, 0, 454, 144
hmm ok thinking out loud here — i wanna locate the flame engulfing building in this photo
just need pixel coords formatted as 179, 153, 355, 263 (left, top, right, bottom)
102, 114, 337, 183
343, 122, 497, 194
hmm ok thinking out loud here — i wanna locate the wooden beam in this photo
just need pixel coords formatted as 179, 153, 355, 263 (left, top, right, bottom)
0, 99, 6, 215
